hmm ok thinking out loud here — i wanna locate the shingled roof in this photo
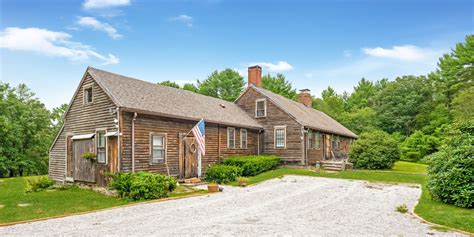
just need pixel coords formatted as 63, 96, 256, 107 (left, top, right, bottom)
87, 67, 263, 129
248, 85, 357, 138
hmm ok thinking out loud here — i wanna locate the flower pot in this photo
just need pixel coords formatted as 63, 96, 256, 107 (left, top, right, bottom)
207, 184, 219, 193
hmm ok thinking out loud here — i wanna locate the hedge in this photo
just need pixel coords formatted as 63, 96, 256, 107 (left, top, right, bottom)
223, 155, 280, 176
205, 164, 242, 184
109, 172, 177, 200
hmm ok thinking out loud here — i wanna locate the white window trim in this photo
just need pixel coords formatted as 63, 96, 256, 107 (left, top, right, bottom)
227, 127, 236, 148
150, 133, 167, 164
315, 131, 321, 150
240, 129, 247, 149
96, 130, 107, 165
255, 98, 267, 118
274, 126, 287, 149
83, 84, 94, 105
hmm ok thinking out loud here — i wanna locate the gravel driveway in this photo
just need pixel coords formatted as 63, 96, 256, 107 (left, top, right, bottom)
0, 175, 464, 236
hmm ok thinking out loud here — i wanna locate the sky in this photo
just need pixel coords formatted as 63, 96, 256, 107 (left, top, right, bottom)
1, 0, 473, 109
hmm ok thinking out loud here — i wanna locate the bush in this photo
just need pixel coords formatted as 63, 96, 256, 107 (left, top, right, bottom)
109, 172, 177, 201
427, 124, 474, 208
26, 176, 55, 192
222, 155, 280, 176
401, 130, 438, 162
205, 164, 242, 184
349, 130, 400, 170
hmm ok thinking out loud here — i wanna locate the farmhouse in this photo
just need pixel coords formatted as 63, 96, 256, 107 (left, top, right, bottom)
49, 66, 357, 185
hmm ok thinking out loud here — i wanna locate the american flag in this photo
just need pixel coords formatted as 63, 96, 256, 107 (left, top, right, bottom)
191, 119, 206, 155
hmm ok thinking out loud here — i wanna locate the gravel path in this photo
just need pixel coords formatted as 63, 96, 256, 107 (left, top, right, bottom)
0, 175, 464, 236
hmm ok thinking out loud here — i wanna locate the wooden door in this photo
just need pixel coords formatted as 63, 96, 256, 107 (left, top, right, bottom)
107, 136, 118, 174
181, 137, 198, 179
73, 139, 95, 182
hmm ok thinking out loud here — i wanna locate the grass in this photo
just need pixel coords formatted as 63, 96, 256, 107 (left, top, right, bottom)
0, 176, 205, 225
390, 161, 427, 173
396, 204, 408, 213
229, 161, 473, 233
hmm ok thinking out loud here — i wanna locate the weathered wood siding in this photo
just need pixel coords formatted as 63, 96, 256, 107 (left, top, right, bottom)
120, 112, 258, 177
236, 87, 303, 164
49, 73, 117, 183
306, 131, 352, 164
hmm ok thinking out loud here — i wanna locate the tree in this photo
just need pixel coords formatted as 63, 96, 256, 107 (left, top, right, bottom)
51, 103, 68, 136
197, 69, 245, 101
339, 107, 378, 134
262, 73, 297, 100
433, 34, 474, 108
0, 83, 52, 177
346, 78, 377, 111
400, 130, 438, 162
375, 75, 434, 135
452, 87, 474, 123
312, 87, 345, 120
183, 83, 198, 93
158, 80, 180, 89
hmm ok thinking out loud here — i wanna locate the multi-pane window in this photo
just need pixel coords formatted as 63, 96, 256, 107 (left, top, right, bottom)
84, 87, 93, 104
337, 136, 341, 149
255, 99, 266, 118
227, 128, 235, 148
308, 130, 313, 149
151, 135, 165, 163
240, 129, 247, 149
315, 132, 321, 149
274, 126, 286, 149
97, 131, 106, 164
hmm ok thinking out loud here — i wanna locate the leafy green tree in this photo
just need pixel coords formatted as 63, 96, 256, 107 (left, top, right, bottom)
433, 35, 474, 108
262, 73, 297, 100
183, 83, 198, 93
452, 87, 474, 123
339, 107, 378, 134
197, 69, 245, 101
0, 83, 52, 177
158, 80, 180, 89
50, 103, 68, 136
346, 78, 377, 111
400, 130, 439, 162
375, 75, 434, 135
312, 87, 345, 120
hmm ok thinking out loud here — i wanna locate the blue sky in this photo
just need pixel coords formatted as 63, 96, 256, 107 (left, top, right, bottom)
1, 0, 472, 109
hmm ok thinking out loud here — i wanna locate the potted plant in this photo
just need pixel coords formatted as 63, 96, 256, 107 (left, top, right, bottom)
237, 177, 249, 187
81, 152, 96, 161
207, 182, 219, 193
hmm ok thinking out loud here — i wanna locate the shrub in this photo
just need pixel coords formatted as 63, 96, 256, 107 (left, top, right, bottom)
400, 130, 438, 162
205, 164, 242, 184
222, 155, 280, 176
427, 124, 474, 208
26, 176, 55, 192
349, 130, 400, 170
109, 172, 177, 201
81, 152, 96, 160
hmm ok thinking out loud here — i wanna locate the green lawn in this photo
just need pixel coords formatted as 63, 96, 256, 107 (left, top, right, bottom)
0, 177, 205, 225
230, 161, 473, 234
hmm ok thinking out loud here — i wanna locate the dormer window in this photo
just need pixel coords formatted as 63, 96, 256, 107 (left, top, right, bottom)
84, 86, 93, 104
255, 98, 266, 118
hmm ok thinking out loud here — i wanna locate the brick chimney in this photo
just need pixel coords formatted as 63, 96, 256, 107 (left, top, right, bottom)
248, 65, 262, 87
298, 89, 312, 107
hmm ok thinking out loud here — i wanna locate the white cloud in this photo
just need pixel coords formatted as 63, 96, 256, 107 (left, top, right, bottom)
362, 45, 439, 62
169, 14, 194, 27
83, 0, 130, 9
254, 61, 294, 72
77, 16, 122, 39
0, 27, 119, 65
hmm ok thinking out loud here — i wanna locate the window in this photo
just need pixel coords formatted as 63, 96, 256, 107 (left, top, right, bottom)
84, 86, 93, 104
337, 136, 341, 149
308, 130, 313, 149
151, 134, 166, 163
96, 131, 106, 164
227, 127, 235, 148
255, 99, 266, 118
240, 129, 247, 149
274, 126, 286, 149
315, 132, 321, 149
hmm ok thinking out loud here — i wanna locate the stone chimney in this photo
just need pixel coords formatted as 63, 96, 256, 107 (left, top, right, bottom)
248, 65, 262, 87
298, 89, 312, 107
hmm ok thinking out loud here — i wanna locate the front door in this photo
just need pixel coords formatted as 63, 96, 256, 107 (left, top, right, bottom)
107, 136, 118, 174
180, 136, 199, 179
73, 139, 95, 182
